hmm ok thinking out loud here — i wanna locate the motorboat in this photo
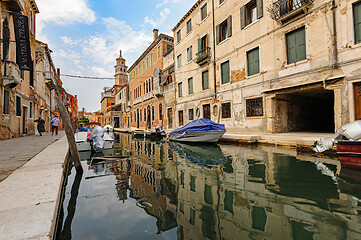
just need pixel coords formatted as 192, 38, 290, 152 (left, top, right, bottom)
75, 126, 114, 152
131, 126, 166, 139
313, 120, 361, 169
168, 118, 226, 143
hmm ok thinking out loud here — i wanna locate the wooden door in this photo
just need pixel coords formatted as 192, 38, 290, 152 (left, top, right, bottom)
354, 82, 361, 120
179, 110, 184, 126
203, 104, 211, 120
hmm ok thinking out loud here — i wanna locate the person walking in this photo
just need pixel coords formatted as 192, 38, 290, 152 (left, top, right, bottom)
34, 117, 46, 136
51, 115, 60, 135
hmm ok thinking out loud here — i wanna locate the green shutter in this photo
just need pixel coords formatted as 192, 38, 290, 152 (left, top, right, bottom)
178, 82, 182, 97
254, 48, 260, 74
240, 6, 246, 29
252, 206, 267, 231
190, 175, 196, 191
180, 171, 184, 187
287, 31, 296, 64
202, 71, 209, 90
227, 15, 232, 37
247, 48, 259, 76
216, 24, 220, 44
257, 0, 263, 19
190, 207, 196, 225
198, 38, 202, 53
224, 190, 233, 214
188, 78, 193, 94
204, 184, 213, 204
221, 61, 230, 84
354, 2, 361, 44
206, 34, 209, 47
296, 27, 306, 62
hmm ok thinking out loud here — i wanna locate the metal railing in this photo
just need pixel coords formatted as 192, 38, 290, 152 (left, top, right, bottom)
195, 47, 211, 64
267, 0, 314, 21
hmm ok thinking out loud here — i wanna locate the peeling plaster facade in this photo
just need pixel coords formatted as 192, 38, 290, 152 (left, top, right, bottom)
172, 0, 361, 133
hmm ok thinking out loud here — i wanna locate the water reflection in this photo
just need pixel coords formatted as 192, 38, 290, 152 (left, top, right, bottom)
56, 133, 361, 240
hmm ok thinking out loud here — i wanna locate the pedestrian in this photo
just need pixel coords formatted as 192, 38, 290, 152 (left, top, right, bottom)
34, 117, 45, 136
51, 115, 60, 135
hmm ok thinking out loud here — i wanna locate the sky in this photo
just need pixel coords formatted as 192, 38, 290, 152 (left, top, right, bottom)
35, 0, 196, 112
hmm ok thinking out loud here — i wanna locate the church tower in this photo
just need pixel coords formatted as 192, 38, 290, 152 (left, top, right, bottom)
114, 50, 128, 86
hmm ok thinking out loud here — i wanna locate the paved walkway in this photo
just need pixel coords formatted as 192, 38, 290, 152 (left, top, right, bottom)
0, 134, 68, 240
0, 131, 65, 182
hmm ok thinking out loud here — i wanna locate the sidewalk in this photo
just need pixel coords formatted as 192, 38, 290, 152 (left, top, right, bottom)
0, 132, 68, 240
0, 131, 65, 182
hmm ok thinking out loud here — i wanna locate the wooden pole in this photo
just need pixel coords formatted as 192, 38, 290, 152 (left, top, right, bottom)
55, 94, 83, 173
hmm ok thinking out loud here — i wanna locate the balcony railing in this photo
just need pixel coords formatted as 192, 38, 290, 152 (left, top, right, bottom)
2, 60, 21, 88
44, 71, 56, 90
267, 0, 314, 21
195, 47, 211, 65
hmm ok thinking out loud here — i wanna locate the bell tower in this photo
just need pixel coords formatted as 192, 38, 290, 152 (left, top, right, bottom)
114, 50, 128, 86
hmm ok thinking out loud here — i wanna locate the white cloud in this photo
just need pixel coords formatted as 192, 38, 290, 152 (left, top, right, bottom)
156, 0, 180, 8
144, 8, 171, 28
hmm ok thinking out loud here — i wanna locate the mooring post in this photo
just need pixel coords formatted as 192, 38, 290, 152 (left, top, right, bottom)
55, 94, 83, 173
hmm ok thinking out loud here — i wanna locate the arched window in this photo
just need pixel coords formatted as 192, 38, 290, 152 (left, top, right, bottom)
2, 19, 10, 61
152, 106, 155, 121
144, 108, 146, 122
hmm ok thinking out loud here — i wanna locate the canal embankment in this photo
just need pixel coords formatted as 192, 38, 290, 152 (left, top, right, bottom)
0, 134, 68, 240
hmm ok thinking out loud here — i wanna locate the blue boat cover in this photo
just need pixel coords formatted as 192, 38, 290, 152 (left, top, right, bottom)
170, 118, 225, 134
78, 127, 91, 132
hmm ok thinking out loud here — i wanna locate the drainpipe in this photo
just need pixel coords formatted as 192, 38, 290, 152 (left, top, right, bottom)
211, 0, 217, 100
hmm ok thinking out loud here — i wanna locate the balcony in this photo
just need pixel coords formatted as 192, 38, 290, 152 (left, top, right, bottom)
2, 61, 21, 88
195, 47, 211, 65
154, 86, 163, 97
267, 0, 314, 22
44, 71, 56, 90
133, 96, 142, 105
2, 0, 24, 12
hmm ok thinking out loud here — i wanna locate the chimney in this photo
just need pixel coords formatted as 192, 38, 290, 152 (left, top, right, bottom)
57, 68, 60, 77
153, 29, 159, 41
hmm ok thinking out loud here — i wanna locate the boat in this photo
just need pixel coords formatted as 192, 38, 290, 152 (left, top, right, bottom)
75, 126, 114, 152
313, 120, 361, 169
337, 141, 361, 169
131, 126, 166, 139
168, 118, 226, 143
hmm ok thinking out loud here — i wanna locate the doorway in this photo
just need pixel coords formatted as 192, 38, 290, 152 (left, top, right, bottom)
203, 104, 210, 119
167, 108, 173, 129
147, 105, 151, 129
354, 82, 361, 120
22, 106, 28, 134
114, 117, 120, 128
179, 110, 184, 126
136, 109, 140, 128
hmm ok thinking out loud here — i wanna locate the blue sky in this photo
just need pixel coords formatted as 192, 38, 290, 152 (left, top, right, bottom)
36, 0, 196, 112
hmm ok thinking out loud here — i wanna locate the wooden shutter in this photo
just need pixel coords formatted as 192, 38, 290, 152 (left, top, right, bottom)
254, 48, 260, 74
286, 32, 296, 64
354, 2, 361, 44
221, 61, 230, 84
227, 15, 232, 37
296, 27, 306, 62
216, 24, 220, 44
198, 38, 202, 53
247, 48, 259, 76
240, 6, 246, 29
206, 33, 209, 47
257, 0, 263, 19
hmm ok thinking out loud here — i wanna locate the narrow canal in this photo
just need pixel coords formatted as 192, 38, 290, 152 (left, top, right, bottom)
55, 133, 361, 240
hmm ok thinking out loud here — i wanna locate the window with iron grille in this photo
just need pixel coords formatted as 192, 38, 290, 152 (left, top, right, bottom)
186, 19, 192, 34
222, 102, 231, 118
3, 89, 9, 114
246, 97, 263, 117
16, 96, 21, 116
354, 1, 361, 44
188, 108, 194, 120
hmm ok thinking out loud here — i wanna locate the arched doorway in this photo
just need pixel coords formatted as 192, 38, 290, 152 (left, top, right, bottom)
147, 105, 151, 129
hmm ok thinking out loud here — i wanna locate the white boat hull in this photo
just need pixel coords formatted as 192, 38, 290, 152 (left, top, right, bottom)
168, 130, 225, 143
75, 132, 114, 152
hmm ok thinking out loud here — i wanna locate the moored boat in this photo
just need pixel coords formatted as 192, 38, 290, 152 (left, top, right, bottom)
337, 140, 361, 169
75, 126, 114, 152
168, 118, 226, 143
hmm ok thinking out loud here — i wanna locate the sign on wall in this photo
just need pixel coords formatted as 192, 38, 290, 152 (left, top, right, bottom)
12, 13, 32, 71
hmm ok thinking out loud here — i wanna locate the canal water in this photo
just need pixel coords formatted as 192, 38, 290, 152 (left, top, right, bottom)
55, 133, 361, 240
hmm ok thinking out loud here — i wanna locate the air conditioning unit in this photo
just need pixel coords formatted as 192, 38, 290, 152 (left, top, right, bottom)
2, 61, 21, 88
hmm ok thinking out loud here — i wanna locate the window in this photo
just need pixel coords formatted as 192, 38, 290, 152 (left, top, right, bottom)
221, 61, 230, 84
202, 70, 209, 90
240, 0, 263, 29
187, 46, 192, 62
176, 29, 181, 43
30, 61, 34, 87
30, 9, 34, 34
354, 2, 361, 44
188, 77, 193, 94
177, 54, 182, 68
201, 3, 207, 21
190, 207, 196, 225
143, 61, 145, 71
151, 53, 154, 65
286, 27, 306, 64
224, 190, 234, 214
246, 97, 263, 117
16, 96, 21, 116
2, 19, 10, 61
188, 108, 194, 120
222, 102, 231, 118
190, 175, 196, 191
219, 0, 226, 4
152, 105, 155, 121
146, 57, 149, 68
159, 104, 163, 120
247, 47, 260, 76
186, 19, 192, 34
157, 46, 161, 59
29, 102, 32, 118
217, 16, 232, 44
3, 89, 9, 114
178, 82, 183, 98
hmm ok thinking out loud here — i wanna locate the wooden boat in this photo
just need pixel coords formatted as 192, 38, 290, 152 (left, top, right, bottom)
168, 118, 226, 143
337, 140, 361, 169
